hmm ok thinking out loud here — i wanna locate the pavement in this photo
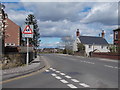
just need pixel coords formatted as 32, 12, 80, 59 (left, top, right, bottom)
2, 54, 119, 88
2, 55, 46, 81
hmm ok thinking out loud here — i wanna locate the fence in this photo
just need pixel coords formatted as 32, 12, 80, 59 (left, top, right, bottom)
4, 46, 36, 64
92, 52, 120, 60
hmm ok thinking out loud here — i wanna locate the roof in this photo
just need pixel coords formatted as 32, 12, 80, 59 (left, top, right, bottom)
113, 28, 120, 31
79, 36, 108, 45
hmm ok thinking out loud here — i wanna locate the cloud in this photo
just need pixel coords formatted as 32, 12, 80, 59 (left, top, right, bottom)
7, 10, 33, 26
39, 19, 101, 37
21, 2, 94, 22
4, 2, 118, 46
80, 3, 118, 25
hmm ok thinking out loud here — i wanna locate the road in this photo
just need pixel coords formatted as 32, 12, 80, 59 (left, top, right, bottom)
2, 54, 119, 88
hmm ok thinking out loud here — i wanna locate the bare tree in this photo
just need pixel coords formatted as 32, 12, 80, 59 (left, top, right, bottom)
61, 36, 74, 54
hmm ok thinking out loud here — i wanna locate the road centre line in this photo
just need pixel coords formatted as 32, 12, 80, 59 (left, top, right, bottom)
79, 83, 90, 87
52, 69, 56, 71
65, 75, 72, 79
60, 79, 69, 83
49, 67, 91, 88
60, 73, 65, 75
55, 76, 62, 80
104, 65, 118, 69
56, 71, 61, 73
71, 79, 79, 82
49, 68, 53, 70
51, 73, 57, 76
45, 70, 49, 72
67, 84, 78, 88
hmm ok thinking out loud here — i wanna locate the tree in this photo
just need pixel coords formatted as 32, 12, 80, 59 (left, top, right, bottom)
61, 36, 74, 54
77, 43, 85, 52
25, 14, 40, 48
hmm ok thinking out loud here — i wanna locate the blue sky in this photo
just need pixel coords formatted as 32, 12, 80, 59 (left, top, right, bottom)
3, 2, 118, 48
40, 37, 61, 48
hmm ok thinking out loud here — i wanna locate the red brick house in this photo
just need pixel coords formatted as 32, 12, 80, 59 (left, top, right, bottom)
4, 18, 22, 47
113, 28, 120, 46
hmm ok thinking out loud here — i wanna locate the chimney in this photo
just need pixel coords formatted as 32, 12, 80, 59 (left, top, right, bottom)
101, 30, 105, 38
76, 29, 80, 37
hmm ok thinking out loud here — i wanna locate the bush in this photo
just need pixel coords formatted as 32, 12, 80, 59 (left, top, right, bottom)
77, 43, 85, 52
2, 53, 25, 69
63, 49, 73, 55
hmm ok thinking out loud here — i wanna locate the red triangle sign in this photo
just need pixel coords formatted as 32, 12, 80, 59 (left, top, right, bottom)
22, 25, 33, 34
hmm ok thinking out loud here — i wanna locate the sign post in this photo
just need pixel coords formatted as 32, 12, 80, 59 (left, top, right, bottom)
22, 25, 33, 65
26, 38, 29, 65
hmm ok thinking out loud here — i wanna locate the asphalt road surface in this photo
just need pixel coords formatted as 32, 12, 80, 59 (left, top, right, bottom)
2, 54, 119, 88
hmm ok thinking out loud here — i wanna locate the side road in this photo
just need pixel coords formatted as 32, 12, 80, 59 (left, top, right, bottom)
2, 55, 47, 81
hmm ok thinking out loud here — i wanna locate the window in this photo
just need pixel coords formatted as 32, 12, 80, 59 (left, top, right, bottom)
11, 43, 15, 46
89, 45, 92, 48
115, 31, 118, 40
101, 46, 104, 49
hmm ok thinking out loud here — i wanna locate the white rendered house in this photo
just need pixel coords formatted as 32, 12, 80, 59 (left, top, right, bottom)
73, 29, 110, 56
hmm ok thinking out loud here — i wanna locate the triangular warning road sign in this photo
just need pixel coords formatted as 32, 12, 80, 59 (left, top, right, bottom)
22, 25, 33, 34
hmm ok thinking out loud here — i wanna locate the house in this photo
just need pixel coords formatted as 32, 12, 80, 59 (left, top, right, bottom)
4, 18, 22, 47
74, 29, 109, 56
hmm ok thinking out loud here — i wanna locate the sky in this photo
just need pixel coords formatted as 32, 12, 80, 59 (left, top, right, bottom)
2, 0, 119, 48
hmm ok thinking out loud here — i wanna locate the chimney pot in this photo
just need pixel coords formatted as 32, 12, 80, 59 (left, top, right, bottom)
101, 30, 105, 38
76, 29, 80, 37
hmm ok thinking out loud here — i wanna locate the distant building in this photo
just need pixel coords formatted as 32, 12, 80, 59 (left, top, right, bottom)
74, 29, 109, 56
4, 18, 22, 47
113, 28, 120, 46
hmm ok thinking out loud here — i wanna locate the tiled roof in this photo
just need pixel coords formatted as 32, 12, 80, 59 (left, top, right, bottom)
79, 36, 108, 45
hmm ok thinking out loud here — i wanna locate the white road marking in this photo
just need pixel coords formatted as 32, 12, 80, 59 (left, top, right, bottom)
99, 58, 118, 63
79, 83, 90, 87
49, 68, 53, 70
71, 79, 79, 82
45, 70, 49, 72
60, 79, 68, 83
90, 62, 95, 64
67, 84, 78, 88
82, 61, 95, 64
3, 72, 7, 74
52, 69, 56, 71
60, 73, 65, 75
65, 75, 72, 79
104, 65, 115, 69
56, 71, 60, 73
51, 73, 57, 76
55, 76, 62, 80
114, 67, 118, 69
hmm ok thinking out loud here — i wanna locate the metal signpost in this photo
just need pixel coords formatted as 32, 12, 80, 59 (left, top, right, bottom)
22, 25, 33, 65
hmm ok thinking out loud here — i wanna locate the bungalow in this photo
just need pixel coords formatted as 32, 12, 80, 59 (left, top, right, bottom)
74, 29, 110, 56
